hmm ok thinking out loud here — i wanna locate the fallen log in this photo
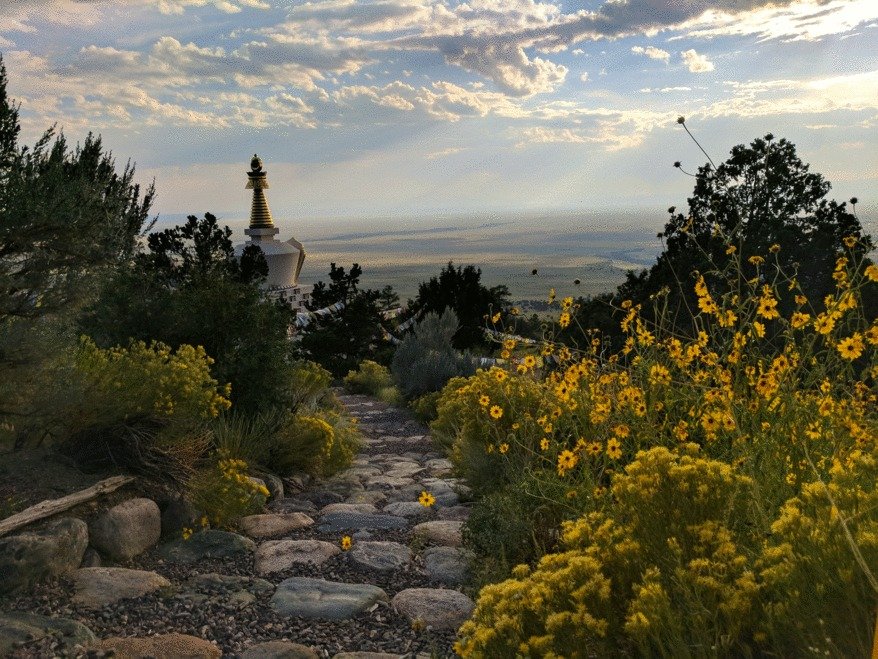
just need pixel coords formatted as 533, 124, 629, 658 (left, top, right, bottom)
0, 474, 135, 537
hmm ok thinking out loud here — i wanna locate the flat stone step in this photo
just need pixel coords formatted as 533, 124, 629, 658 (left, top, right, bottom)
412, 520, 463, 547
95, 632, 221, 658
270, 577, 388, 620
0, 612, 95, 656
239, 512, 314, 539
255, 539, 341, 575
391, 588, 475, 630
348, 541, 412, 572
159, 529, 256, 564
73, 567, 170, 608
317, 512, 408, 533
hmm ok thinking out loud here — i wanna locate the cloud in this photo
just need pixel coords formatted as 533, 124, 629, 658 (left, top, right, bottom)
580, 72, 589, 82
681, 49, 714, 72
149, 0, 270, 14
631, 45, 671, 63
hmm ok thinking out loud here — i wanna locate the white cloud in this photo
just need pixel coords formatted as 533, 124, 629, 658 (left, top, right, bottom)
580, 72, 589, 82
631, 45, 671, 63
681, 49, 714, 73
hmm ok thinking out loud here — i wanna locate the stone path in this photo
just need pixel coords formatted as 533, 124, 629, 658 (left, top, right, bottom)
1, 392, 474, 658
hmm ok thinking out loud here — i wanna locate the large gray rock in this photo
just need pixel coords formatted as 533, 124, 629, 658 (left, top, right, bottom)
348, 541, 411, 572
239, 512, 314, 539
365, 475, 414, 489
383, 463, 425, 479
255, 539, 340, 575
259, 473, 285, 501
0, 612, 96, 655
413, 520, 463, 547
423, 546, 472, 586
392, 588, 474, 630
0, 517, 88, 593
159, 529, 256, 564
318, 512, 408, 533
242, 640, 319, 658
269, 498, 318, 515
89, 497, 161, 560
270, 577, 388, 619
96, 633, 221, 658
73, 567, 170, 608
345, 490, 387, 506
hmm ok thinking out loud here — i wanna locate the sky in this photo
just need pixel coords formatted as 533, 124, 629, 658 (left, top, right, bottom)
1, 0, 877, 224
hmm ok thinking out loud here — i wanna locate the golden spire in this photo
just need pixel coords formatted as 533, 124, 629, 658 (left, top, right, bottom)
245, 154, 274, 229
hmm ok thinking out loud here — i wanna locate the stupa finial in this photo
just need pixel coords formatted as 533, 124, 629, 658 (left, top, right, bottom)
245, 153, 274, 229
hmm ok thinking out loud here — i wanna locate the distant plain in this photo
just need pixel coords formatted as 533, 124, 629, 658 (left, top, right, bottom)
155, 209, 877, 304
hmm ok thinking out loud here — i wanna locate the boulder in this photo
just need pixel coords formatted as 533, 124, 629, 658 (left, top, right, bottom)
239, 512, 314, 539
392, 588, 474, 630
0, 612, 95, 655
159, 529, 256, 564
270, 577, 388, 619
96, 633, 221, 658
242, 640, 319, 658
0, 517, 88, 593
89, 497, 161, 560
259, 473, 285, 501
73, 567, 170, 608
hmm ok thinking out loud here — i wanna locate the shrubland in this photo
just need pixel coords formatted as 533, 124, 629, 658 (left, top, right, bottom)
441, 131, 878, 655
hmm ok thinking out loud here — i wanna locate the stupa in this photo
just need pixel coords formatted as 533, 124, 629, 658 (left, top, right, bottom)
236, 154, 310, 310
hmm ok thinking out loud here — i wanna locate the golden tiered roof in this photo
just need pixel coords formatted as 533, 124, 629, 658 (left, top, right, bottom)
245, 154, 274, 229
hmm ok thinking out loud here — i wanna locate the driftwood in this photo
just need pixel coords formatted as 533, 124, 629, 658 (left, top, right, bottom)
0, 474, 134, 537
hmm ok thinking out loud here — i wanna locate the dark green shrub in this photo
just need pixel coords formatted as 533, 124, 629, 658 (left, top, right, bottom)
343, 360, 393, 396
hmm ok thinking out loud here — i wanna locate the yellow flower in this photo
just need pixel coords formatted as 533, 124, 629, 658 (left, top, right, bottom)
494, 369, 507, 382
479, 394, 490, 407
489, 405, 503, 419
606, 438, 622, 460
500, 349, 510, 359
865, 325, 878, 346
498, 442, 510, 454
587, 441, 602, 456
562, 296, 574, 310
540, 438, 550, 451
182, 527, 193, 541
752, 321, 765, 338
748, 255, 764, 266
837, 334, 865, 361
790, 312, 810, 329
725, 244, 737, 255
341, 536, 352, 551
813, 313, 835, 335
516, 364, 527, 374
613, 424, 630, 438
769, 243, 781, 253
794, 294, 807, 306
557, 449, 578, 475
418, 491, 436, 507
648, 364, 671, 386
757, 294, 779, 320
503, 338, 516, 351
843, 235, 858, 248
559, 312, 571, 328
523, 355, 537, 368
865, 264, 878, 282
491, 312, 501, 324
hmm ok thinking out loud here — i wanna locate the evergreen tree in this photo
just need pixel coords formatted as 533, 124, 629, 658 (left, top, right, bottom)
412, 262, 509, 350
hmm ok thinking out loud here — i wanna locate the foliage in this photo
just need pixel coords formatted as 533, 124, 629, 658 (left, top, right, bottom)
409, 391, 443, 423
58, 337, 228, 484
457, 447, 760, 657
411, 262, 509, 350
343, 360, 393, 396
296, 263, 389, 376
0, 55, 154, 328
267, 410, 360, 477
440, 227, 878, 654
81, 213, 299, 414
0, 54, 153, 441
391, 310, 475, 400
188, 454, 269, 530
